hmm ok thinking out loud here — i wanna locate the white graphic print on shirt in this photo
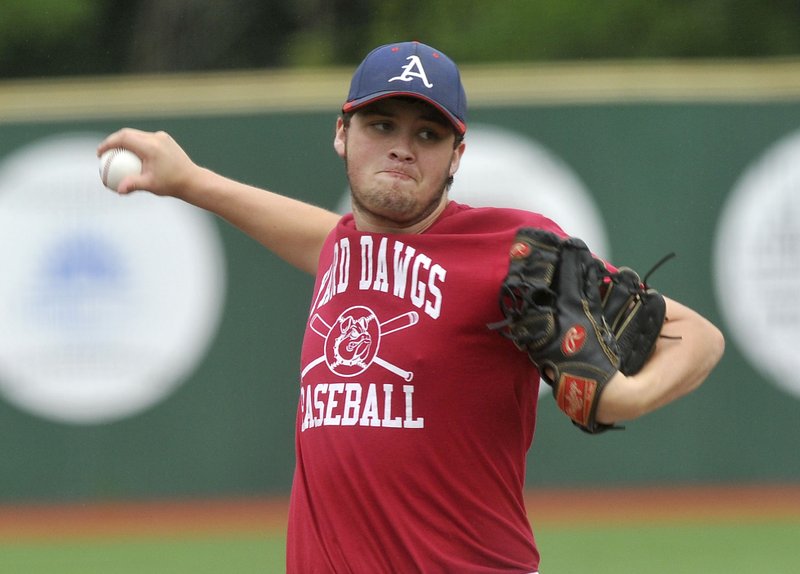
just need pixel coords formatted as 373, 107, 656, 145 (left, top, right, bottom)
301, 235, 449, 433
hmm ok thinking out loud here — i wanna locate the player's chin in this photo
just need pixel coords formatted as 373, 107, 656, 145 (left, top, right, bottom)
355, 191, 415, 218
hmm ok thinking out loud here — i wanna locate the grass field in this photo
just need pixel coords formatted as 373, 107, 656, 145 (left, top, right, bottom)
538, 520, 800, 573
1, 486, 798, 573
2, 521, 799, 573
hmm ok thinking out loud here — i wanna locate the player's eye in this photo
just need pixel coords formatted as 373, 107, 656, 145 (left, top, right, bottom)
370, 120, 393, 133
418, 128, 444, 142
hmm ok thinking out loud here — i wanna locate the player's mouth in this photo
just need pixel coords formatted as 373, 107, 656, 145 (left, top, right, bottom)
378, 169, 416, 181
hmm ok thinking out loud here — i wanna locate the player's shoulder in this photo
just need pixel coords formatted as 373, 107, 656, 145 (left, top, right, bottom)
432, 201, 567, 237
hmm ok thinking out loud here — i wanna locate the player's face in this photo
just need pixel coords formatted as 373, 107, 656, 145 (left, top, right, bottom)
334, 98, 465, 232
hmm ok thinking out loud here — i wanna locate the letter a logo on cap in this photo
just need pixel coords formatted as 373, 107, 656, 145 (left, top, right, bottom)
389, 56, 433, 88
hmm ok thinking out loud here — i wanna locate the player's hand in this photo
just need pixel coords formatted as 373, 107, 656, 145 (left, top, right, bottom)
97, 128, 199, 197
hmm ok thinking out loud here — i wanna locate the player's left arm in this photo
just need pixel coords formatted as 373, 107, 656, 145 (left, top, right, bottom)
594, 296, 724, 424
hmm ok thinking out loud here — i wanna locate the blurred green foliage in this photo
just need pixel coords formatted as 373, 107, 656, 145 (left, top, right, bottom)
1, 0, 800, 78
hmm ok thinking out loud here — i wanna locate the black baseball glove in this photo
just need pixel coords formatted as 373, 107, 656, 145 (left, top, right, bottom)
491, 228, 667, 434
600, 262, 669, 376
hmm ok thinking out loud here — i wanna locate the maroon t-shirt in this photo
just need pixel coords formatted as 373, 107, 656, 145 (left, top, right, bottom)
287, 201, 565, 573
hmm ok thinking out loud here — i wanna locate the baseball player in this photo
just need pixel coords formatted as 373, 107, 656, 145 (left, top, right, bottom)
99, 41, 724, 573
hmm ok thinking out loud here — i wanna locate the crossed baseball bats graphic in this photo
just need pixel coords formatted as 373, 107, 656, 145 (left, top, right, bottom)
302, 310, 419, 381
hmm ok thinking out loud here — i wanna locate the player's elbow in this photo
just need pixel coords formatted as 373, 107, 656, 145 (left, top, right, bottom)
692, 318, 725, 386
706, 323, 725, 370
665, 302, 726, 394
660, 319, 725, 406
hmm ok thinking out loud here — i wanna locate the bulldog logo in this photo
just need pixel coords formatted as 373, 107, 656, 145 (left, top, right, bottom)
302, 306, 418, 381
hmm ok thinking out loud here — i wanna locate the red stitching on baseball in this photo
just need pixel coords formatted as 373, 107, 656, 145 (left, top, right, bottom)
101, 148, 122, 187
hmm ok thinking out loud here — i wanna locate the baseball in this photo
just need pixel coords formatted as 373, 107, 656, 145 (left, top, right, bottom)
99, 148, 142, 192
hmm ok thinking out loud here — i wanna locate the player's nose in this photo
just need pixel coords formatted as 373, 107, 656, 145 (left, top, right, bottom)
388, 133, 415, 162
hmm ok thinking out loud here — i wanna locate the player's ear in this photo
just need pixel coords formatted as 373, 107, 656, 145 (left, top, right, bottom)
449, 140, 465, 177
334, 117, 347, 158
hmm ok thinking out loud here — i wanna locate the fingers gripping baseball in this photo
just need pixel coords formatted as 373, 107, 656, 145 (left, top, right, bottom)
97, 128, 197, 196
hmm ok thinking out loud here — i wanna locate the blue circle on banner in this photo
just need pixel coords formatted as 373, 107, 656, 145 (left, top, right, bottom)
0, 134, 227, 424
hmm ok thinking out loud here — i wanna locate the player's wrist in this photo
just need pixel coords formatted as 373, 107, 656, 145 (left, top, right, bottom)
172, 165, 222, 204
595, 371, 646, 423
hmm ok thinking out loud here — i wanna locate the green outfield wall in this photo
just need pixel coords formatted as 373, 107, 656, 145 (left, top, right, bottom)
1, 60, 799, 502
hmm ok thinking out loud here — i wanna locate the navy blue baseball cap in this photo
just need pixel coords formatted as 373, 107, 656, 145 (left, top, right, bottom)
343, 41, 467, 135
